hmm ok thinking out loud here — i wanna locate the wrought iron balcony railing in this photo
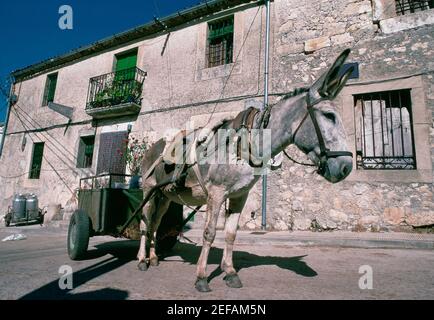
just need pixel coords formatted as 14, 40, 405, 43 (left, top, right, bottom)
86, 67, 147, 113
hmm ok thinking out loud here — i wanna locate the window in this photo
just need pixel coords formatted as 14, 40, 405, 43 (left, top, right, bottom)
42, 73, 58, 106
96, 131, 128, 175
395, 0, 434, 15
77, 136, 95, 168
354, 89, 416, 170
115, 49, 138, 81
29, 142, 45, 179
207, 17, 234, 68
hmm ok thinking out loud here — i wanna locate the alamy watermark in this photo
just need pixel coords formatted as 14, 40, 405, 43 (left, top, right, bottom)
58, 5, 73, 30
58, 265, 73, 290
161, 125, 273, 176
358, 265, 373, 290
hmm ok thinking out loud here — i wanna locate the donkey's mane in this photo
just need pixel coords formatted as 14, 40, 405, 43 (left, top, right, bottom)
280, 87, 309, 101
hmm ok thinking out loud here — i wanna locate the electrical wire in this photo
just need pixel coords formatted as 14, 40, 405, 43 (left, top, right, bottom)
13, 106, 81, 170
205, 6, 261, 126
9, 108, 76, 195
14, 103, 79, 161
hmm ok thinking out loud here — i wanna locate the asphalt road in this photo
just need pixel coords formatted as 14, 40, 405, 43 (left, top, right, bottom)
0, 227, 433, 300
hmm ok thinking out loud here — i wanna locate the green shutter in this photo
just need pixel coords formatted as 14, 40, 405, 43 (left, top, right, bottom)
47, 74, 57, 102
116, 52, 137, 72
208, 17, 234, 40
115, 51, 138, 82
30, 142, 44, 179
76, 138, 85, 168
43, 73, 58, 106
77, 136, 95, 168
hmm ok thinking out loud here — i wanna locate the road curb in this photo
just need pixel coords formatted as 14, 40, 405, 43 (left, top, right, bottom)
182, 230, 434, 250
2, 225, 433, 251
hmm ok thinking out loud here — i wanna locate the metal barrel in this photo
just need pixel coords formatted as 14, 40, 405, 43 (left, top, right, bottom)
25, 194, 39, 219
12, 194, 27, 220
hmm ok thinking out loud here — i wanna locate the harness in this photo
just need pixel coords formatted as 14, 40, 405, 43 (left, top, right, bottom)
261, 92, 353, 174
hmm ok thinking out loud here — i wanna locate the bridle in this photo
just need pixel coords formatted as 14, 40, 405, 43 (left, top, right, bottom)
288, 93, 353, 175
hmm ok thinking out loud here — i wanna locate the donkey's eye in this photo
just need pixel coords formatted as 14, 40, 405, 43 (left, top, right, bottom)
324, 112, 336, 123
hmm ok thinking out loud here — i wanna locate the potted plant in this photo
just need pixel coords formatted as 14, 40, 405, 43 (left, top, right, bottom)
118, 135, 149, 188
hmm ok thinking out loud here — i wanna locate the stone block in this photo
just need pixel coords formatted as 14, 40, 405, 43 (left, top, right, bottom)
315, 216, 337, 230
304, 36, 331, 53
276, 43, 305, 56
329, 209, 349, 224
292, 218, 312, 231
359, 215, 380, 226
380, 10, 434, 34
383, 207, 405, 225
331, 33, 354, 46
405, 211, 434, 227
372, 0, 396, 22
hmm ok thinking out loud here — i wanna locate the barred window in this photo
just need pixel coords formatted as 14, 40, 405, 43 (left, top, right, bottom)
207, 17, 234, 68
395, 0, 434, 15
354, 89, 416, 170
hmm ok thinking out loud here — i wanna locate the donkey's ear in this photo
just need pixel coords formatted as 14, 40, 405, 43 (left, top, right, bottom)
308, 49, 351, 104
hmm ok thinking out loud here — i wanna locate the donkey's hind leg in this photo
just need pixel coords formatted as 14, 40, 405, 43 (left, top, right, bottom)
147, 194, 171, 267
221, 195, 247, 288
195, 187, 226, 292
137, 197, 155, 271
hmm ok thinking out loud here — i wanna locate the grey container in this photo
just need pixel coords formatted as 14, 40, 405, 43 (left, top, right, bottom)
26, 194, 39, 219
12, 194, 27, 220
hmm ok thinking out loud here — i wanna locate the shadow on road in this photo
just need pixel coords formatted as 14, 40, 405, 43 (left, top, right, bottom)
19, 239, 317, 299
20, 255, 130, 300
170, 243, 318, 282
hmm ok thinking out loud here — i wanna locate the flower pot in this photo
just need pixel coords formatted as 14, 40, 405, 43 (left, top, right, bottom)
129, 175, 141, 189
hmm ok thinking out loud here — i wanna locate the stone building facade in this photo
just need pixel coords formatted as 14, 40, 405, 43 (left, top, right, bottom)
0, 0, 433, 231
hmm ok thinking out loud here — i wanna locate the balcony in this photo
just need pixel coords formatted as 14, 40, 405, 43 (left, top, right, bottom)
86, 67, 147, 119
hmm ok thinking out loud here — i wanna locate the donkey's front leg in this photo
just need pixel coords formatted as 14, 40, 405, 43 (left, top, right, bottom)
221, 195, 247, 288
195, 188, 226, 293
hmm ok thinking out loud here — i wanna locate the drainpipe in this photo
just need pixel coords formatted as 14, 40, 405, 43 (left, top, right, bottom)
0, 81, 14, 159
261, 0, 271, 231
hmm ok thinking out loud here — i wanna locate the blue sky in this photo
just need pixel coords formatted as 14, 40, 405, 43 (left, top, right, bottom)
0, 0, 201, 122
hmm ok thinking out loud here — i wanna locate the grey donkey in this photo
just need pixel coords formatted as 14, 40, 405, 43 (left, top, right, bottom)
137, 49, 355, 292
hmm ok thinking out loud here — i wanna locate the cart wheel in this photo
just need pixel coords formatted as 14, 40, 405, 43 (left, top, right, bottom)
67, 209, 90, 260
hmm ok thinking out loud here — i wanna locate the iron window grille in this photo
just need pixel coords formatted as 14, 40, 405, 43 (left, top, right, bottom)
207, 16, 234, 68
86, 67, 147, 110
395, 0, 434, 15
29, 142, 45, 179
354, 89, 416, 170
42, 73, 58, 107
77, 136, 95, 168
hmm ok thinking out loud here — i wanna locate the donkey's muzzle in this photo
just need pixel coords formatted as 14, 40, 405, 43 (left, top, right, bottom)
318, 151, 353, 182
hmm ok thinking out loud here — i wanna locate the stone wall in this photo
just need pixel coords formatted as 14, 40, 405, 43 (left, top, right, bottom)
0, 0, 433, 231
237, 0, 434, 231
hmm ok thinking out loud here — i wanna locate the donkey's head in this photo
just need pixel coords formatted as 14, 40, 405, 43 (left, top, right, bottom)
293, 49, 353, 183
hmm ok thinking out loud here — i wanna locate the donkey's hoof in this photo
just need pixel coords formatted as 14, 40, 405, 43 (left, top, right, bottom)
195, 278, 211, 293
138, 261, 148, 271
150, 258, 159, 267
224, 274, 243, 288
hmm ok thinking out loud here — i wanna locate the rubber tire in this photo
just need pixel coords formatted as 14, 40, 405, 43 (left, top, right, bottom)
67, 209, 90, 260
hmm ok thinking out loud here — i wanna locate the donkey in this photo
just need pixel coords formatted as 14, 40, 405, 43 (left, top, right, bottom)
137, 49, 354, 292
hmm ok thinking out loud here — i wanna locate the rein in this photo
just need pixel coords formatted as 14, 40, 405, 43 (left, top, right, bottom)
260, 90, 353, 172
